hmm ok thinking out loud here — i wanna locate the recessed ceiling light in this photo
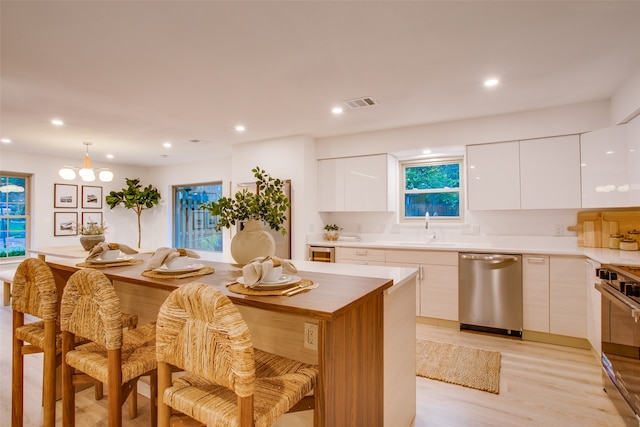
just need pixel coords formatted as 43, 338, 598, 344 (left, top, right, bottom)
106, 154, 114, 159
1, 138, 11, 143
235, 125, 246, 132
163, 142, 172, 148
422, 149, 432, 155
331, 107, 344, 115
606, 150, 614, 154
484, 78, 499, 87
51, 119, 64, 126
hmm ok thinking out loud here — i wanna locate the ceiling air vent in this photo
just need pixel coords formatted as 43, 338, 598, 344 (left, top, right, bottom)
342, 97, 378, 109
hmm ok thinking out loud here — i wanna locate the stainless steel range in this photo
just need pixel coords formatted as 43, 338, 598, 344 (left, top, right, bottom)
596, 264, 640, 427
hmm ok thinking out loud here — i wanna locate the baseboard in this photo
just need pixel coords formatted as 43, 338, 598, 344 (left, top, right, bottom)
416, 316, 459, 330
522, 330, 591, 350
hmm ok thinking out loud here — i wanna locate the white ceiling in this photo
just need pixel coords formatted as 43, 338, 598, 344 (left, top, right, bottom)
2, 1, 640, 167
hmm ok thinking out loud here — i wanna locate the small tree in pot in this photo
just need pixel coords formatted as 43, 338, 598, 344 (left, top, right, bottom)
105, 178, 161, 248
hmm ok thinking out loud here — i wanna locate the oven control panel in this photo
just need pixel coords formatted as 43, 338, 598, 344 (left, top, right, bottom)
597, 267, 640, 301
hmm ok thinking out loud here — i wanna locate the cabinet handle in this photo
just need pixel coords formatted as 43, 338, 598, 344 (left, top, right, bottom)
526, 257, 546, 264
355, 250, 368, 256
418, 264, 423, 280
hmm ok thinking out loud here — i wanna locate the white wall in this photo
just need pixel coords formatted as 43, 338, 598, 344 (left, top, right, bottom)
231, 135, 317, 260
316, 100, 610, 159
0, 150, 149, 250
611, 67, 640, 124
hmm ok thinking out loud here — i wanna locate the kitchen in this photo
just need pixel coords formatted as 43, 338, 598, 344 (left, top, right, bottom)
2, 1, 640, 426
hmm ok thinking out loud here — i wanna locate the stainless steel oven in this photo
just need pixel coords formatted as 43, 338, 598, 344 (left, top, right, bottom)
596, 264, 640, 426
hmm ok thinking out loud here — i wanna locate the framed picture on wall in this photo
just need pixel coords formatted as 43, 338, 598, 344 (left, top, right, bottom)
82, 185, 103, 209
54, 184, 78, 208
54, 212, 78, 236
82, 212, 103, 228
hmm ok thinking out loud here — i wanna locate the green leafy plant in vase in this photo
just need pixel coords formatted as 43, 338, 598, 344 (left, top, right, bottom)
200, 166, 290, 265
323, 224, 342, 241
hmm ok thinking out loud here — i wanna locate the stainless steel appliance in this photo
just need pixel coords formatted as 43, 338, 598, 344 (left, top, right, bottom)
459, 253, 523, 337
236, 179, 291, 259
596, 264, 640, 426
308, 245, 335, 263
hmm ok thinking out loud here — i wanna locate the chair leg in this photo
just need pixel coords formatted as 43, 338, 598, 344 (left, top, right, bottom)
62, 331, 76, 427
157, 362, 172, 427
149, 372, 158, 427
95, 382, 104, 400
128, 379, 138, 419
12, 311, 24, 427
108, 349, 123, 427
42, 322, 57, 427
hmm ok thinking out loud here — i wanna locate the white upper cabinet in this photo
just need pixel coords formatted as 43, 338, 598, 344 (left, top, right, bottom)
318, 157, 345, 211
581, 123, 639, 208
318, 154, 397, 212
466, 141, 521, 210
520, 135, 581, 209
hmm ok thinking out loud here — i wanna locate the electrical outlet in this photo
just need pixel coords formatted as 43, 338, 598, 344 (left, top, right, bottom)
554, 224, 564, 236
471, 224, 480, 235
304, 322, 318, 350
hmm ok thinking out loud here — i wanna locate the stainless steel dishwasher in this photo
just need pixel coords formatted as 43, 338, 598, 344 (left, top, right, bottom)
459, 253, 523, 337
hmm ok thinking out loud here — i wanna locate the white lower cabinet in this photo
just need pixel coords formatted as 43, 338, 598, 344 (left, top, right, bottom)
549, 256, 587, 338
336, 247, 386, 266
522, 255, 550, 332
523, 255, 587, 339
386, 250, 458, 321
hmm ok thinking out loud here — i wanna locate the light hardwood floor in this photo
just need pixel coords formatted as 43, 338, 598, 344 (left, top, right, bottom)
0, 296, 626, 426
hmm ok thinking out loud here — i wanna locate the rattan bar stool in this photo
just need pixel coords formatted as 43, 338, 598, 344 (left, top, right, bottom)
156, 282, 318, 427
11, 258, 58, 427
11, 258, 140, 427
60, 268, 157, 427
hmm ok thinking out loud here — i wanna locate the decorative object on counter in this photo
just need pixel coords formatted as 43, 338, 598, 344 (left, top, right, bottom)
106, 178, 161, 248
144, 247, 200, 271
241, 255, 298, 288
628, 229, 640, 243
76, 221, 108, 250
620, 238, 639, 251
200, 167, 291, 265
85, 242, 138, 262
323, 224, 342, 241
416, 339, 501, 394
567, 209, 640, 248
609, 234, 624, 249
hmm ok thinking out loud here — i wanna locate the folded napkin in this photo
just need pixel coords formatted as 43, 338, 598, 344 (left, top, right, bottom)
86, 242, 139, 262
144, 247, 200, 271
241, 256, 297, 288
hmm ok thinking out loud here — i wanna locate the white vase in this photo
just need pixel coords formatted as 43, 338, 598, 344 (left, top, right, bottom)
230, 220, 276, 265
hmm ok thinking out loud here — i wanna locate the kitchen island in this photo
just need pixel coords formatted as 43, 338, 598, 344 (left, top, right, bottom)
44, 253, 418, 427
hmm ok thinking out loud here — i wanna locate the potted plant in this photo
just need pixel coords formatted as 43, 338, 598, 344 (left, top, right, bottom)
323, 224, 342, 241
76, 221, 108, 250
105, 178, 161, 248
200, 166, 290, 264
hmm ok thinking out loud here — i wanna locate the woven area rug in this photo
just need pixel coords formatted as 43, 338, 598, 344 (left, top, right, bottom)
416, 339, 501, 394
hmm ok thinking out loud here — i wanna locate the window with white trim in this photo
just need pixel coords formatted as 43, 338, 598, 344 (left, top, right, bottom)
0, 173, 29, 259
400, 158, 462, 221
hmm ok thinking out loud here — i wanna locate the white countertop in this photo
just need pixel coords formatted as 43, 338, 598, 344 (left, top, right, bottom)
307, 237, 640, 266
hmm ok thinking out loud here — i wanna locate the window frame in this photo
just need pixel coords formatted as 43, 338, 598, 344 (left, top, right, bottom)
0, 172, 30, 260
399, 156, 464, 223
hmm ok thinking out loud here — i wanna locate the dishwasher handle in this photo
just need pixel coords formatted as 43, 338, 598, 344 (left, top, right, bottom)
460, 253, 520, 263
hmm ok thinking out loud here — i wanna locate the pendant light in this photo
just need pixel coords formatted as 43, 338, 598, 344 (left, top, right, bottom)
59, 142, 113, 182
